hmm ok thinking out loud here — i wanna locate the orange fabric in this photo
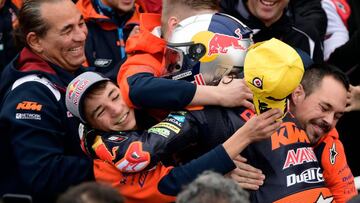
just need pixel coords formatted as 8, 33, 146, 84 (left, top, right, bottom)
11, 0, 22, 9
93, 159, 176, 203
273, 187, 334, 203
82, 59, 89, 68
317, 129, 358, 203
117, 13, 166, 108
76, 0, 142, 31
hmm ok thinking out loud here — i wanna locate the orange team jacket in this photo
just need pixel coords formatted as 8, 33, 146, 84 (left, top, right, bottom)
117, 13, 167, 108
92, 144, 236, 203
314, 128, 358, 203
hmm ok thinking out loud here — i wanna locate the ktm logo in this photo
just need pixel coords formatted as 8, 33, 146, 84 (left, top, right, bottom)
271, 122, 310, 150
16, 101, 42, 111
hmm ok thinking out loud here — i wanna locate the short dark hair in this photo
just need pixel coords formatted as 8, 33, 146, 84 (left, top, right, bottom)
13, 0, 62, 48
56, 182, 124, 203
301, 63, 350, 96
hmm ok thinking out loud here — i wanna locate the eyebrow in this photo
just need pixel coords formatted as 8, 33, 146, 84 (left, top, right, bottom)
321, 102, 332, 109
91, 105, 102, 119
60, 15, 84, 33
108, 88, 116, 98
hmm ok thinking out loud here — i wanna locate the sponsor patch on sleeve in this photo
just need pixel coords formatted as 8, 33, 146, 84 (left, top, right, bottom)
115, 142, 150, 173
15, 113, 41, 120
16, 101, 42, 111
153, 122, 180, 133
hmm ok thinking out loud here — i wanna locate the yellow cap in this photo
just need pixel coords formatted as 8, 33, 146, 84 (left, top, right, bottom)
244, 38, 304, 116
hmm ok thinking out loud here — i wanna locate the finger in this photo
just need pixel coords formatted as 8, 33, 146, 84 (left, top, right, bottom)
234, 160, 263, 174
221, 76, 233, 84
235, 168, 265, 181
238, 182, 260, 190
349, 85, 354, 91
262, 120, 282, 133
234, 155, 247, 162
241, 92, 253, 99
234, 160, 262, 175
260, 112, 283, 128
238, 183, 260, 190
231, 172, 264, 185
242, 100, 255, 111
345, 105, 353, 112
259, 108, 282, 120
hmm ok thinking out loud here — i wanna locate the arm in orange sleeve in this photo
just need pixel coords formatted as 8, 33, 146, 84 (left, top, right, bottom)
117, 52, 164, 109
317, 129, 358, 203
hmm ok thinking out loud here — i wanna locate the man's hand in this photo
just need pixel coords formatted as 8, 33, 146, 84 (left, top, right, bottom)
242, 108, 282, 143
345, 85, 360, 112
217, 77, 254, 110
226, 155, 265, 190
223, 108, 282, 159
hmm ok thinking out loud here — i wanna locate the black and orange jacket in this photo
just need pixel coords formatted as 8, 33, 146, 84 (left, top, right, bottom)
0, 0, 22, 70
314, 128, 358, 203
76, 0, 143, 81
238, 111, 334, 203
83, 106, 334, 203
81, 108, 239, 203
117, 13, 196, 110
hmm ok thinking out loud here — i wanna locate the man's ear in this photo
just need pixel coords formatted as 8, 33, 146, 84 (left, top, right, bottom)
291, 84, 305, 105
167, 16, 179, 36
26, 32, 43, 54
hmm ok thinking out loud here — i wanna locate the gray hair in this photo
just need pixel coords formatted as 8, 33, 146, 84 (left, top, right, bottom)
176, 171, 250, 203
13, 0, 63, 48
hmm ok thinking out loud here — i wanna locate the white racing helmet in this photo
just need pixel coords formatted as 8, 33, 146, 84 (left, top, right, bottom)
164, 13, 253, 85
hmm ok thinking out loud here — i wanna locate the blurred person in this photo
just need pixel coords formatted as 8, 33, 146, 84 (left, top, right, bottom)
76, 0, 145, 81
137, 0, 161, 13
322, 0, 350, 61
348, 194, 360, 203
0, 0, 22, 70
327, 0, 360, 178
176, 171, 250, 203
219, 0, 325, 63
0, 0, 94, 202
57, 182, 124, 203
117, 0, 255, 114
346, 85, 360, 112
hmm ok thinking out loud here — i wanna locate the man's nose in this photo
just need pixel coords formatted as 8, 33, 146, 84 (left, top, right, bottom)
323, 112, 335, 128
73, 26, 87, 41
109, 102, 122, 117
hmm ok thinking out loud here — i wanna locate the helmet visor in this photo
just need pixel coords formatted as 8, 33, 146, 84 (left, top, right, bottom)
164, 46, 184, 74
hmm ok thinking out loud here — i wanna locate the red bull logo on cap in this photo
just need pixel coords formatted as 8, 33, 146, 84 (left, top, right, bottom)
68, 80, 80, 99
208, 28, 246, 56
69, 79, 90, 106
